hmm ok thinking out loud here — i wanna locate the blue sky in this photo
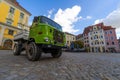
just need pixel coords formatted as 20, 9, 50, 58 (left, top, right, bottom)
17, 0, 120, 38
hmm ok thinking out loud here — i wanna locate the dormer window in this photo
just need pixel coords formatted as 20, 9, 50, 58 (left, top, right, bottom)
93, 26, 97, 30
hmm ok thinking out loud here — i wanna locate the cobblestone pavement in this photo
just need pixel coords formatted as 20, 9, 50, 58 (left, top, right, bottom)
0, 50, 120, 80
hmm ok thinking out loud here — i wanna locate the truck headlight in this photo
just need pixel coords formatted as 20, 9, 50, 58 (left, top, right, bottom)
44, 37, 49, 42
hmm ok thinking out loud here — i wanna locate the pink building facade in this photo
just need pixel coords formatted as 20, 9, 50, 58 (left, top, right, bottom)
80, 23, 119, 53
104, 28, 119, 52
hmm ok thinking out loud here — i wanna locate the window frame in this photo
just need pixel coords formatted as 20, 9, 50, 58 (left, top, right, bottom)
20, 12, 24, 19
8, 29, 14, 35
110, 31, 112, 34
6, 20, 12, 25
112, 42, 115, 45
9, 7, 15, 14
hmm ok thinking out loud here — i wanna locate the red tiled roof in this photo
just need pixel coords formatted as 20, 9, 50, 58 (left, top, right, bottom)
95, 22, 104, 26
83, 26, 92, 35
83, 23, 115, 35
76, 34, 83, 39
102, 26, 115, 30
94, 22, 115, 30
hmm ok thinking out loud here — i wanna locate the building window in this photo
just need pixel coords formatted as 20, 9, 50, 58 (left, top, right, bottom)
88, 44, 89, 47
73, 38, 74, 40
20, 12, 24, 19
101, 36, 103, 38
111, 37, 114, 40
91, 37, 93, 40
90, 32, 92, 35
107, 42, 109, 45
97, 42, 99, 44
18, 23, 22, 29
112, 42, 114, 45
8, 29, 14, 35
94, 36, 96, 39
6, 20, 12, 25
94, 27, 96, 30
96, 36, 98, 39
105, 32, 107, 34
67, 41, 69, 44
110, 31, 112, 34
9, 7, 15, 14
91, 42, 93, 45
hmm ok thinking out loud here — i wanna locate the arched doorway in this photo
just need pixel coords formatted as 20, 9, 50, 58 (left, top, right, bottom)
3, 39, 13, 49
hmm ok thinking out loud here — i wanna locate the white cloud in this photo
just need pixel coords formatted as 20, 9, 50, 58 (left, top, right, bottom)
94, 8, 120, 38
116, 28, 120, 38
94, 19, 103, 24
81, 16, 92, 20
54, 5, 81, 33
47, 9, 54, 18
86, 16, 92, 19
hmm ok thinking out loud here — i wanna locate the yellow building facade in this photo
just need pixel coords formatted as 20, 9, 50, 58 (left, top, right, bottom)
0, 0, 31, 49
65, 32, 76, 47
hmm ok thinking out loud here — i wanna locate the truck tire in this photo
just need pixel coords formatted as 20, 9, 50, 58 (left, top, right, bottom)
26, 42, 41, 61
13, 44, 21, 56
51, 49, 62, 58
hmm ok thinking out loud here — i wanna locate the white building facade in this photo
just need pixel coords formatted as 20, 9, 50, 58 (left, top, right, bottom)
88, 25, 106, 52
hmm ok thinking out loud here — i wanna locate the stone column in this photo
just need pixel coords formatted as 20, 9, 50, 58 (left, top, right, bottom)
0, 27, 5, 46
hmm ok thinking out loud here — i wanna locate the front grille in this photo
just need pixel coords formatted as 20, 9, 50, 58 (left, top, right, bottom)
53, 29, 64, 44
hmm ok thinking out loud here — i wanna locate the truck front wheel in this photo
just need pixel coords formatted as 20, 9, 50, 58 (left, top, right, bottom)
26, 42, 41, 61
51, 49, 62, 58
13, 44, 21, 56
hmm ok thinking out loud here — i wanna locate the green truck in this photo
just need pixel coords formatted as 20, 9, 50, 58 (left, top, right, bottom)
13, 16, 65, 61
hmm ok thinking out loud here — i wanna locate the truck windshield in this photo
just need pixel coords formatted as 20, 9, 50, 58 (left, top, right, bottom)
39, 16, 62, 31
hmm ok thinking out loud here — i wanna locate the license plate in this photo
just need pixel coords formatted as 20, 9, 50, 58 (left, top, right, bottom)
48, 45, 51, 47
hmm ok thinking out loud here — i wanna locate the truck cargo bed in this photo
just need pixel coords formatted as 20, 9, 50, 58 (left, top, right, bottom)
14, 30, 29, 41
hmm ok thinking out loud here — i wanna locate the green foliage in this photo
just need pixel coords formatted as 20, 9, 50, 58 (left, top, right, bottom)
0, 46, 2, 49
85, 47, 90, 52
73, 40, 84, 48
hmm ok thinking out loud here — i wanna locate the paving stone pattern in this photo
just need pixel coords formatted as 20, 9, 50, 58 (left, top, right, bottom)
0, 50, 120, 80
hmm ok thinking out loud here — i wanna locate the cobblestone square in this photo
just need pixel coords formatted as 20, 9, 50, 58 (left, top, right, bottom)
0, 50, 120, 80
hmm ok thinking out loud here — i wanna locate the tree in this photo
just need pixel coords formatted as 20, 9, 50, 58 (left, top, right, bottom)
74, 40, 84, 48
